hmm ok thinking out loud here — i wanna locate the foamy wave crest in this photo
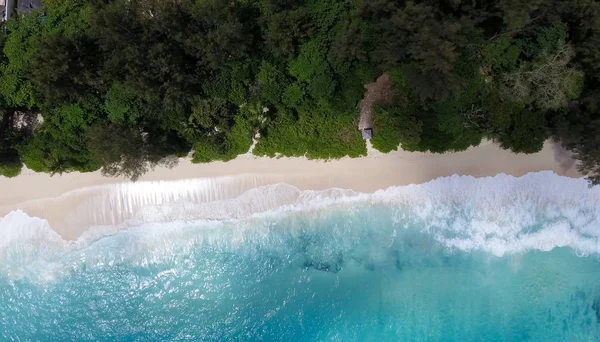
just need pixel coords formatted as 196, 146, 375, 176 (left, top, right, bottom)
0, 211, 66, 281
0, 171, 598, 280
376, 172, 600, 256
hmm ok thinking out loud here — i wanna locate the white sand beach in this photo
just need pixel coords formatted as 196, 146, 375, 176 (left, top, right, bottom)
0, 140, 582, 240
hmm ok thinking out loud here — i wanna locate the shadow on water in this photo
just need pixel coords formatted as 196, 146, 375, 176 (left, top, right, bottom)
593, 296, 600, 323
302, 254, 344, 273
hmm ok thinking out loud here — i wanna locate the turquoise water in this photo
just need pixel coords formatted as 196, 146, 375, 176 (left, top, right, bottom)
1, 173, 599, 341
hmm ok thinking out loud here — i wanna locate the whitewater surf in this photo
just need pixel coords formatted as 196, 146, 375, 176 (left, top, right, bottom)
1, 172, 599, 340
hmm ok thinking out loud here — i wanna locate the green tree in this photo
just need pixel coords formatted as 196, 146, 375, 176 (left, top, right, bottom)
184, 98, 239, 141
553, 92, 600, 185
0, 13, 42, 109
29, 32, 99, 106
87, 123, 179, 181
183, 0, 259, 69
0, 110, 23, 178
496, 110, 549, 153
499, 44, 584, 110
0, 0, 597, 183
360, 0, 468, 101
0, 147, 22, 178
496, 0, 545, 31
192, 116, 253, 163
21, 102, 100, 174
263, 8, 312, 60
371, 105, 422, 153
104, 82, 143, 124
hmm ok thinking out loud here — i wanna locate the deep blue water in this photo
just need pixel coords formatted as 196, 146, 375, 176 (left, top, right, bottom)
1, 173, 599, 341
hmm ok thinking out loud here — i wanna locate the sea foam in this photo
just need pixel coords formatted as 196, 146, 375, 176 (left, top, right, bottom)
0, 171, 598, 279
2, 172, 599, 340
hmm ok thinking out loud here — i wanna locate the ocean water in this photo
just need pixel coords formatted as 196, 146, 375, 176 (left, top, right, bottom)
1, 172, 599, 341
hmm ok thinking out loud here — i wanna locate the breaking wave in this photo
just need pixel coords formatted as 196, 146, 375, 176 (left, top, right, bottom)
0, 171, 598, 278
1, 171, 600, 340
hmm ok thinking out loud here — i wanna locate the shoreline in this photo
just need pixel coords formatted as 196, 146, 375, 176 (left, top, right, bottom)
0, 140, 582, 240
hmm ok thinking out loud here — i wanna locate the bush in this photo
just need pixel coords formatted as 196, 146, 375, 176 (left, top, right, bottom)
253, 103, 367, 159
192, 116, 254, 163
497, 110, 548, 154
371, 106, 422, 153
0, 148, 22, 177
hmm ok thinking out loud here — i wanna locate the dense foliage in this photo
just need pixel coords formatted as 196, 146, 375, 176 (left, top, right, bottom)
0, 0, 599, 182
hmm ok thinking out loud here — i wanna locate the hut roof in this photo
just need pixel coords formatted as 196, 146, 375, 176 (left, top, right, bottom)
361, 128, 373, 140
17, 0, 42, 15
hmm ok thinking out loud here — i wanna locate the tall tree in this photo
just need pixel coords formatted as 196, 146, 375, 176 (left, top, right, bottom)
87, 123, 178, 181
553, 92, 600, 185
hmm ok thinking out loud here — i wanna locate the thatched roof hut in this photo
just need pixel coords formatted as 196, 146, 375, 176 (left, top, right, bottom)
361, 128, 373, 140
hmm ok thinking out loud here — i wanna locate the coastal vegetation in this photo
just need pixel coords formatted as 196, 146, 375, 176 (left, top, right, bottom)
0, 0, 599, 183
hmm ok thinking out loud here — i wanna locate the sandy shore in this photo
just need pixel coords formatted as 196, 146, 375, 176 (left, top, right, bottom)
0, 140, 581, 239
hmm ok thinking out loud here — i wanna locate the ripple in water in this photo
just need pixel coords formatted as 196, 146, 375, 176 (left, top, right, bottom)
0, 172, 599, 341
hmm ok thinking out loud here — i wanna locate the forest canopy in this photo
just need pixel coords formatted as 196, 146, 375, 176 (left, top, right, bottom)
0, 0, 599, 183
